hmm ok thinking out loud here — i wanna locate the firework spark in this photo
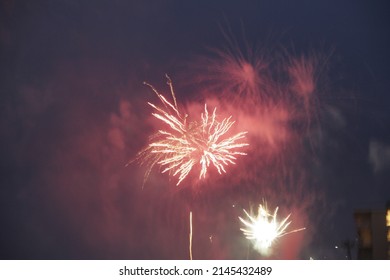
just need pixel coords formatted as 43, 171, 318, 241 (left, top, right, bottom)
136, 75, 248, 186
239, 203, 305, 254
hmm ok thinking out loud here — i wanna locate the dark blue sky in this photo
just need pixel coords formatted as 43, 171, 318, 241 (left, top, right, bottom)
1, 0, 389, 259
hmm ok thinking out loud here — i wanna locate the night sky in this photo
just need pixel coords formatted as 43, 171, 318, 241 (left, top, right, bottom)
1, 0, 390, 260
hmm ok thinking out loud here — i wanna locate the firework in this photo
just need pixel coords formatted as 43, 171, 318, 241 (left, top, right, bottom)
136, 75, 248, 186
193, 40, 269, 105
239, 203, 305, 254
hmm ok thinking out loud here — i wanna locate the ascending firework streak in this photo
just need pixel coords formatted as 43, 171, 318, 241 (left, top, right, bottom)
136, 75, 248, 186
189, 211, 193, 260
239, 203, 305, 253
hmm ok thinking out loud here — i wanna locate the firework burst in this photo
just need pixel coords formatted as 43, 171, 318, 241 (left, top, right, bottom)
194, 44, 269, 105
239, 203, 305, 254
136, 75, 248, 186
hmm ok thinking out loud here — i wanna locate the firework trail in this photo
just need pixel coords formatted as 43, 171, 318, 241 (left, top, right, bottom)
189, 211, 193, 260
135, 75, 248, 186
239, 203, 305, 255
192, 31, 270, 106
287, 53, 329, 127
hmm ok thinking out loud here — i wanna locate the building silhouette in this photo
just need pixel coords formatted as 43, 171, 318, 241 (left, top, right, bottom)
354, 202, 390, 259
